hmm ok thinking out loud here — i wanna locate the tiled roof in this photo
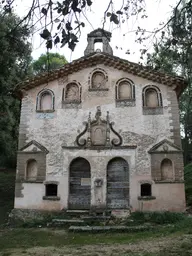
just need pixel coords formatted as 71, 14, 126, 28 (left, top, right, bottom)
15, 52, 187, 97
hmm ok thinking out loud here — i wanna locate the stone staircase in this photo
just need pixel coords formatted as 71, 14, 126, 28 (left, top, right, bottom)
48, 210, 154, 233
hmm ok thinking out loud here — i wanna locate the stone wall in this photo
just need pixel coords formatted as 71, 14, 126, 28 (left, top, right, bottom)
15, 64, 185, 212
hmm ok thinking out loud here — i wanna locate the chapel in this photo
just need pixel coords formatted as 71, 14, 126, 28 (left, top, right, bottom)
14, 28, 187, 213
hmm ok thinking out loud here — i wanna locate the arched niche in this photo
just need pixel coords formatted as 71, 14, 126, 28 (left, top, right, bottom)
143, 85, 162, 108
116, 78, 135, 100
63, 82, 81, 102
26, 159, 38, 181
36, 89, 54, 111
161, 158, 174, 180
89, 68, 108, 90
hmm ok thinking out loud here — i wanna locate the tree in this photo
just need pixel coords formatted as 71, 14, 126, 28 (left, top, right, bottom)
32, 53, 68, 75
0, 11, 32, 168
1, 0, 147, 51
146, 1, 192, 165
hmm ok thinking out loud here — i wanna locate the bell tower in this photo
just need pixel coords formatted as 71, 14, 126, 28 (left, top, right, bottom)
84, 28, 113, 56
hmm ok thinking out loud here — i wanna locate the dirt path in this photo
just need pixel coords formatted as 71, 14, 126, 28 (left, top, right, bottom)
1, 233, 192, 256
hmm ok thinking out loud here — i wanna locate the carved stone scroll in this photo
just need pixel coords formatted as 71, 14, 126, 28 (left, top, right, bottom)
76, 106, 122, 148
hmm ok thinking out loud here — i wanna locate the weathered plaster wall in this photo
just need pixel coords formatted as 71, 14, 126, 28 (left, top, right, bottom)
15, 64, 185, 212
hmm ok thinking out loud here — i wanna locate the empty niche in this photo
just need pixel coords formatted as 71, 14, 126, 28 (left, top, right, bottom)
116, 78, 135, 101
36, 89, 54, 111
26, 159, 37, 181
118, 81, 132, 99
143, 86, 162, 108
161, 158, 174, 180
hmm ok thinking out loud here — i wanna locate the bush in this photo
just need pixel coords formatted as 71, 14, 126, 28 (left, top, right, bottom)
130, 211, 186, 225
184, 163, 192, 206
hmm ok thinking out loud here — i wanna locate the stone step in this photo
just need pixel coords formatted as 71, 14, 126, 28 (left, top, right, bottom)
81, 216, 111, 221
51, 219, 85, 227
68, 225, 153, 233
66, 210, 90, 216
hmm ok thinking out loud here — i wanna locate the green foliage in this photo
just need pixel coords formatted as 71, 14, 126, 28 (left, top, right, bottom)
32, 53, 68, 75
0, 12, 32, 167
184, 163, 192, 205
130, 211, 186, 225
0, 170, 16, 225
147, 1, 192, 164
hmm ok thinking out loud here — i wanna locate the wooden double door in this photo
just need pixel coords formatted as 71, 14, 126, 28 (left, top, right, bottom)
68, 157, 129, 210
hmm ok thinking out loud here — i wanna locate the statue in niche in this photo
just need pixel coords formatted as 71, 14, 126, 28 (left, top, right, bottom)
65, 83, 79, 101
92, 72, 106, 89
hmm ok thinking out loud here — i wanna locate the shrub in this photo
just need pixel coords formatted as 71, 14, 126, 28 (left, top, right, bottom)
130, 211, 186, 225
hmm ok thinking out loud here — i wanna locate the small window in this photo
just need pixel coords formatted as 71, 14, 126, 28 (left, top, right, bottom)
26, 159, 37, 181
141, 183, 151, 197
46, 184, 58, 196
36, 89, 54, 112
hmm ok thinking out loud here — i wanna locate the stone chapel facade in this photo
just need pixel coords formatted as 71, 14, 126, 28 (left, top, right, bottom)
14, 29, 187, 213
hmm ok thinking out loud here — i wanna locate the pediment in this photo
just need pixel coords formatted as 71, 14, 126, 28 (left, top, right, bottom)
19, 140, 49, 154
76, 106, 122, 148
148, 139, 182, 154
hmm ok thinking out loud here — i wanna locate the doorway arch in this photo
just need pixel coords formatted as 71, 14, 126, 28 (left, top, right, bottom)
68, 157, 91, 209
107, 157, 129, 209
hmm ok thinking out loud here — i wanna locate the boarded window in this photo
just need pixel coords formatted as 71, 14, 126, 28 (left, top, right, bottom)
46, 184, 58, 196
161, 159, 173, 180
145, 89, 159, 107
141, 183, 151, 196
118, 81, 132, 99
26, 159, 37, 181
65, 83, 80, 101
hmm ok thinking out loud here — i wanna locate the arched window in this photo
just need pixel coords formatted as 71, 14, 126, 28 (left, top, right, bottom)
141, 183, 151, 197
143, 85, 162, 108
116, 78, 135, 100
161, 158, 173, 180
63, 82, 81, 103
89, 68, 108, 90
36, 89, 54, 111
26, 159, 37, 181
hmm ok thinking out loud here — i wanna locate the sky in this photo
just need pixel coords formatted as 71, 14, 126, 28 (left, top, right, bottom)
14, 0, 178, 63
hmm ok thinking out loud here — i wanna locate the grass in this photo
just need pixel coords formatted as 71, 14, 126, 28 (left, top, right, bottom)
0, 170, 15, 225
0, 217, 192, 250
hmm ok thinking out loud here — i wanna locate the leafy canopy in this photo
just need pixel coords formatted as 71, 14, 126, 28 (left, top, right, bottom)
32, 53, 68, 75
0, 12, 32, 167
